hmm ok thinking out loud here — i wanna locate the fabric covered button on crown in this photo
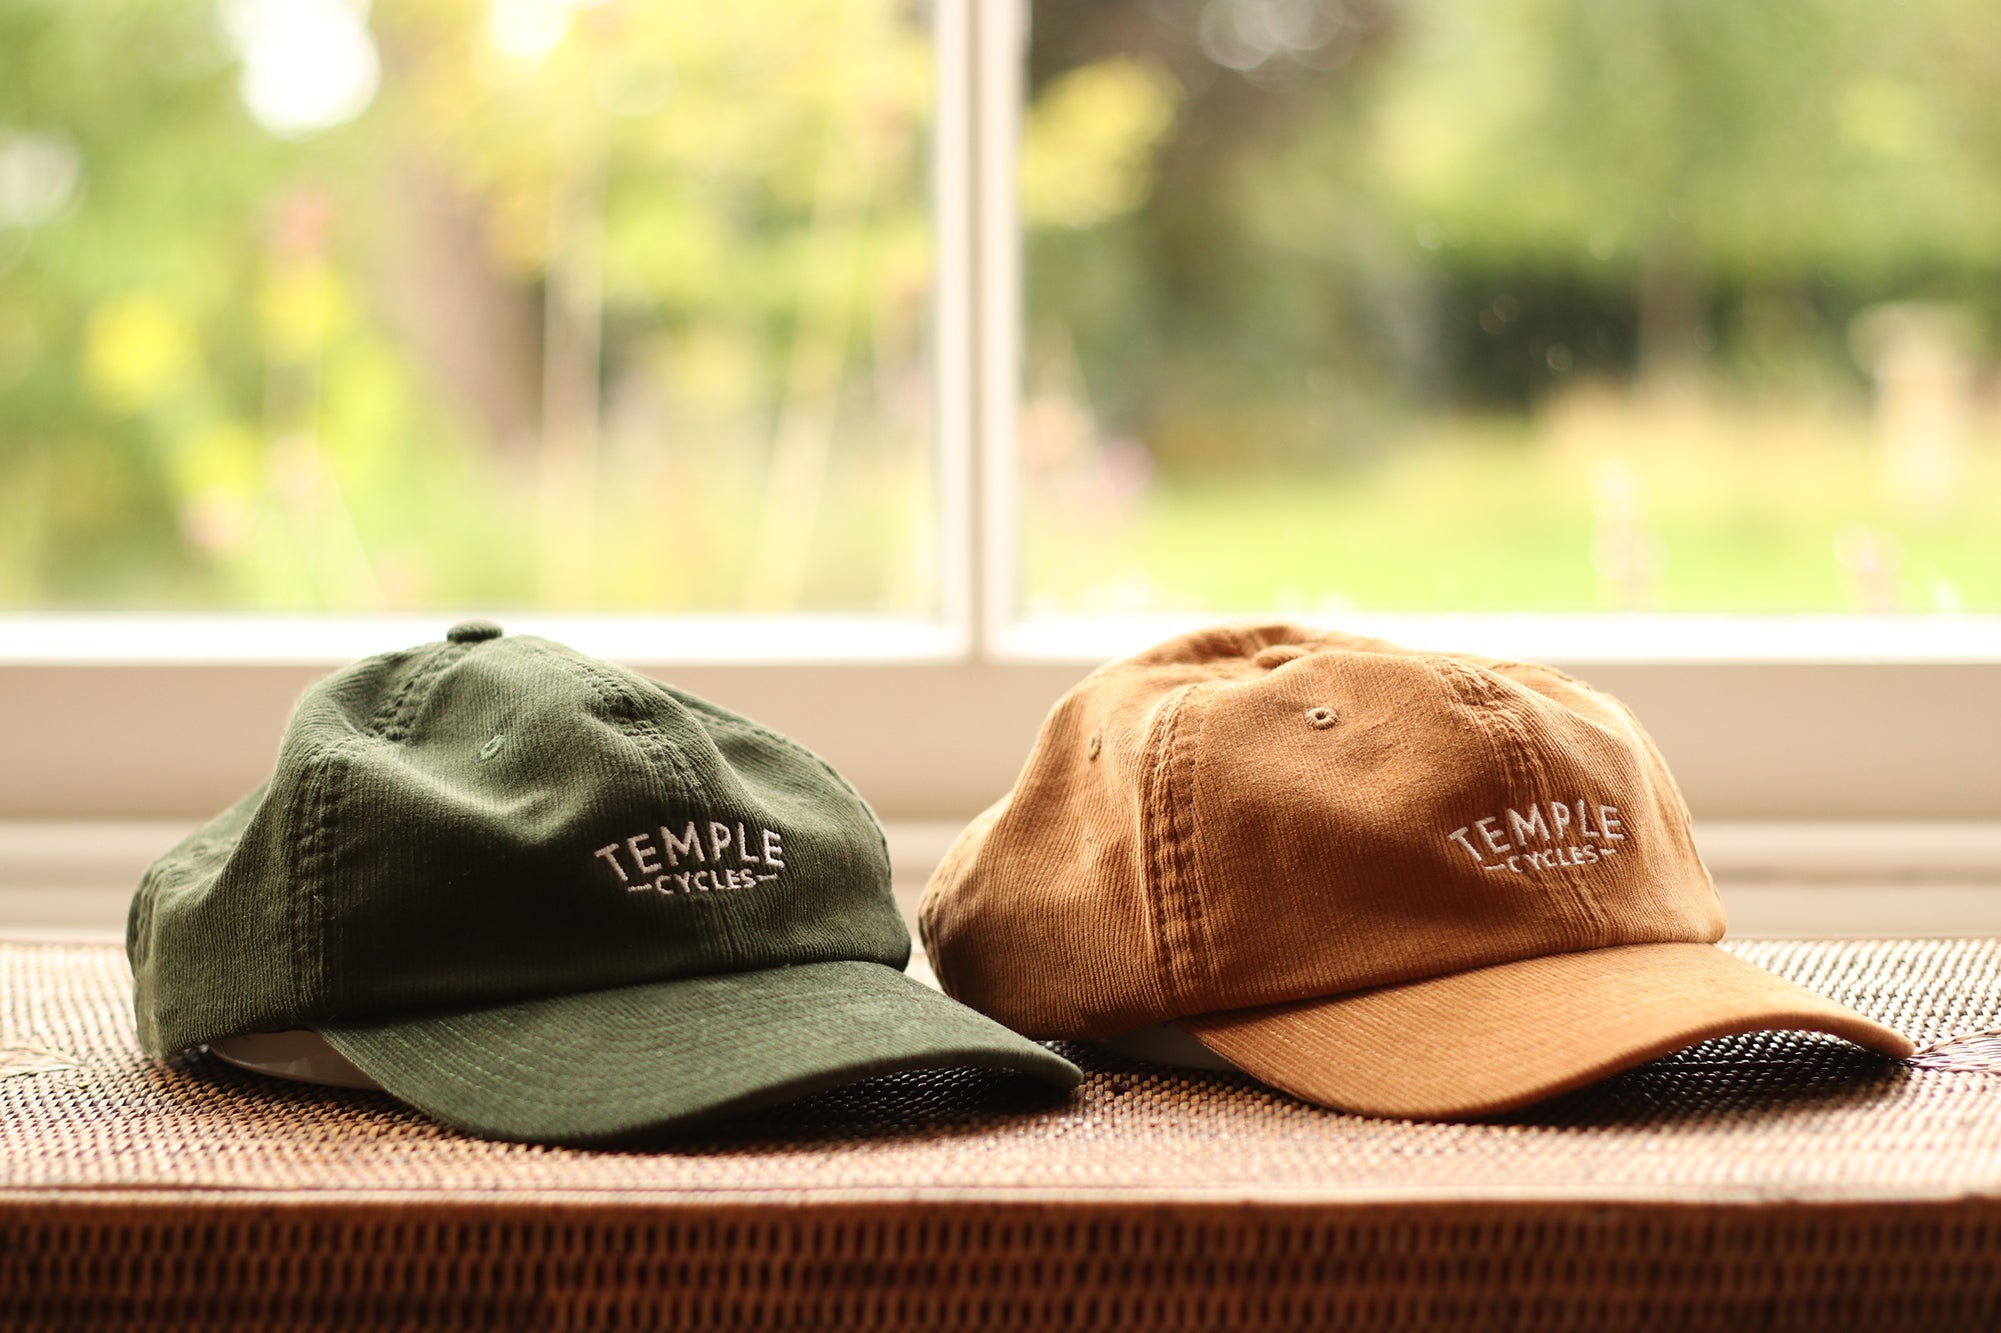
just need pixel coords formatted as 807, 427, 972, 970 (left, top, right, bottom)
446, 620, 504, 644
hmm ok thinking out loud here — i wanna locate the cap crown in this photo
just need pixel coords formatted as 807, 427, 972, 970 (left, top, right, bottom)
920, 623, 1724, 1037
130, 631, 903, 1055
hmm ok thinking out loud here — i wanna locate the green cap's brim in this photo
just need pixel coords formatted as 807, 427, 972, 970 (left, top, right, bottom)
316, 959, 1079, 1145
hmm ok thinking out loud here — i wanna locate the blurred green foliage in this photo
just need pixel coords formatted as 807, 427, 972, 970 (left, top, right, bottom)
0, 0, 933, 611
1021, 0, 2001, 611
3, 0, 1997, 615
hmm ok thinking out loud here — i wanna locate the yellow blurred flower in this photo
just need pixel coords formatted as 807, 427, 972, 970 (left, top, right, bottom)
83, 296, 194, 411
261, 265, 349, 361
668, 327, 759, 412
167, 423, 262, 555
1019, 58, 1178, 230
1839, 78, 1933, 161
172, 422, 262, 494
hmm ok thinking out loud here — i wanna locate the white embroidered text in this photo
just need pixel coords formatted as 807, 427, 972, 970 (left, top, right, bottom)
1448, 798, 1625, 874
593, 819, 785, 895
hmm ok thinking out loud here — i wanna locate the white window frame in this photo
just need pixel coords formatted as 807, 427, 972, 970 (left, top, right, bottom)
2, 0, 1999, 832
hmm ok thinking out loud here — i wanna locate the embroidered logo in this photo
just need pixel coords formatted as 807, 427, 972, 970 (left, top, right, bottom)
593, 819, 785, 896
1449, 799, 1625, 874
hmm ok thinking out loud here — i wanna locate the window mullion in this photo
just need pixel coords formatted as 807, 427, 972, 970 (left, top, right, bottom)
967, 0, 1026, 661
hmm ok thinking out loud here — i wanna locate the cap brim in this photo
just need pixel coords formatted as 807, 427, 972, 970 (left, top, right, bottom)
318, 959, 1080, 1144
1178, 941, 1913, 1121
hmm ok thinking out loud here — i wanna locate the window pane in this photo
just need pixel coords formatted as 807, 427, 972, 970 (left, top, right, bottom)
1019, 0, 2001, 614
0, 0, 935, 613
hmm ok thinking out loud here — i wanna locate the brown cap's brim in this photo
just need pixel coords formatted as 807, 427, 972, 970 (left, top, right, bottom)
1177, 942, 1913, 1121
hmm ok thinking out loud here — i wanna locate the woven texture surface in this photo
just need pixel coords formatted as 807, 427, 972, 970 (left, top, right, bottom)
7, 937, 2001, 1199
6, 938, 2001, 1328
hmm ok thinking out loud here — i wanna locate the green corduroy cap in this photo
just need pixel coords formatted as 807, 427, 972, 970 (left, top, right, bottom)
128, 621, 1079, 1143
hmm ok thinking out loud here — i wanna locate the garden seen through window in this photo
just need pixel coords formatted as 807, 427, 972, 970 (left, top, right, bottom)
0, 0, 939, 614
1019, 0, 2001, 616
1, 0, 1996, 621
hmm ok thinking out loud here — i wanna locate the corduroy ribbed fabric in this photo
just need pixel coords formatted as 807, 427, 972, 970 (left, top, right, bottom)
919, 622, 1912, 1120
129, 623, 1079, 1144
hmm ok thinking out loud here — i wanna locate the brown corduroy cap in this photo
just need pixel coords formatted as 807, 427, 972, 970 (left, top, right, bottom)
919, 622, 1913, 1120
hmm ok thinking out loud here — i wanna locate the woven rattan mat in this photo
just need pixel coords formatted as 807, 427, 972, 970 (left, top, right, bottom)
6, 937, 2001, 1329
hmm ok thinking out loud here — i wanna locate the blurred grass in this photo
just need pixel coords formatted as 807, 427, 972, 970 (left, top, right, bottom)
1024, 388, 2001, 613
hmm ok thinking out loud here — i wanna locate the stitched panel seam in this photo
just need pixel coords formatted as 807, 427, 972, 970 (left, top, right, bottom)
282, 748, 314, 1021
670, 686, 893, 876
1441, 659, 1613, 943
287, 741, 337, 1022
300, 736, 360, 1020
1497, 681, 1615, 942
540, 644, 747, 964
376, 644, 471, 744
126, 875, 153, 968
1137, 684, 1198, 1010
1623, 695, 1723, 913
329, 642, 472, 1011
1442, 664, 1519, 817
1435, 659, 1534, 869
1157, 685, 1216, 1002
530, 645, 701, 794
366, 647, 438, 739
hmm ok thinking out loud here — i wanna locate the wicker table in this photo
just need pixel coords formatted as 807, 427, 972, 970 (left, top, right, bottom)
4, 938, 2001, 1330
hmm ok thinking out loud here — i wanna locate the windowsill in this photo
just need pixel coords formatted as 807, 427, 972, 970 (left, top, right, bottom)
5, 615, 2000, 825
5, 610, 2001, 668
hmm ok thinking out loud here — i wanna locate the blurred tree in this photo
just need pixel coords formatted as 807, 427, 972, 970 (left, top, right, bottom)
0, 0, 934, 611
0, 0, 280, 602
1373, 0, 2001, 380
1024, 0, 2001, 474
1023, 0, 1410, 473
